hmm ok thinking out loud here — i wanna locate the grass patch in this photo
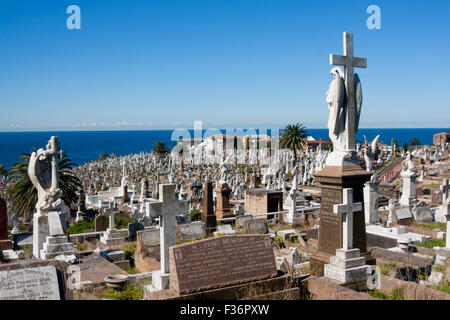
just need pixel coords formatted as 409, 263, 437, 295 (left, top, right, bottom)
22, 246, 33, 259
115, 216, 134, 229
434, 282, 450, 294
368, 287, 405, 300
67, 220, 94, 234
122, 242, 137, 266
103, 282, 143, 300
413, 222, 446, 231
416, 238, 446, 248
433, 264, 446, 273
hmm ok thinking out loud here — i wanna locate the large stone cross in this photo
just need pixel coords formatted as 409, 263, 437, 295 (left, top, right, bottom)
441, 179, 450, 203
103, 202, 116, 230
147, 184, 188, 274
333, 188, 362, 250
330, 32, 367, 151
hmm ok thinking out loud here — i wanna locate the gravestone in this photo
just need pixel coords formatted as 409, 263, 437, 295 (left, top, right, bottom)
243, 219, 269, 234
0, 197, 12, 250
94, 214, 107, 232
169, 235, 277, 294
363, 176, 379, 225
412, 202, 433, 223
128, 221, 145, 239
324, 188, 369, 288
310, 32, 374, 276
394, 207, 413, 225
201, 181, 217, 234
214, 183, 233, 219
0, 263, 66, 300
146, 184, 188, 292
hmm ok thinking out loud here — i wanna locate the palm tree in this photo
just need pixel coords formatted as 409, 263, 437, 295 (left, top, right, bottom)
0, 164, 7, 177
153, 141, 169, 159
280, 123, 308, 162
7, 152, 82, 222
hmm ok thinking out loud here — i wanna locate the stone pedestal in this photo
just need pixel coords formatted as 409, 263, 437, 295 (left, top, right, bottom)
100, 229, 124, 246
214, 183, 233, 219
143, 270, 170, 299
40, 235, 75, 260
364, 179, 379, 225
284, 191, 300, 224
399, 171, 416, 207
75, 209, 84, 223
324, 248, 369, 289
310, 164, 374, 276
32, 213, 50, 258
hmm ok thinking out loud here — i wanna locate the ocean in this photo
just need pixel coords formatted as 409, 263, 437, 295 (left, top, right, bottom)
0, 128, 446, 169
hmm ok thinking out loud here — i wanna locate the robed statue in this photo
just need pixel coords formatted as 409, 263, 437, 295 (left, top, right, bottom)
326, 67, 363, 154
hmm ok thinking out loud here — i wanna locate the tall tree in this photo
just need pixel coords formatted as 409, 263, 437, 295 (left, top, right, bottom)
280, 123, 308, 162
153, 141, 169, 159
0, 164, 7, 177
410, 137, 421, 146
7, 152, 82, 221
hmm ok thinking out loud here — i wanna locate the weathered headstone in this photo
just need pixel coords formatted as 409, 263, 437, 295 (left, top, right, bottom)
412, 202, 433, 223
169, 235, 277, 294
0, 197, 12, 250
201, 181, 217, 234
243, 219, 269, 234
214, 182, 233, 219
0, 265, 61, 300
431, 191, 442, 206
94, 214, 107, 232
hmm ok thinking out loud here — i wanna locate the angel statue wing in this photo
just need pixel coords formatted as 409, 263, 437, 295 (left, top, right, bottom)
371, 135, 380, 155
354, 73, 362, 133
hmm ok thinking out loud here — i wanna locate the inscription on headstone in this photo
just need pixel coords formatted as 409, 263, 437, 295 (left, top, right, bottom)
318, 187, 343, 254
0, 265, 60, 300
169, 235, 277, 294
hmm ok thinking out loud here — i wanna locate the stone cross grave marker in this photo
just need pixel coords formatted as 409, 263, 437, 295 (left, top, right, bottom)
330, 32, 367, 151
147, 184, 188, 274
103, 202, 116, 230
441, 179, 450, 203
333, 188, 362, 250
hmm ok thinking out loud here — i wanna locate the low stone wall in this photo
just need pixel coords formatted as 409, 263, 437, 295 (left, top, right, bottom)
405, 225, 440, 238
305, 276, 377, 300
378, 275, 450, 300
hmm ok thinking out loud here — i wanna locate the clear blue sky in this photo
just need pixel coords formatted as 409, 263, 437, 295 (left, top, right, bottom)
0, 0, 449, 131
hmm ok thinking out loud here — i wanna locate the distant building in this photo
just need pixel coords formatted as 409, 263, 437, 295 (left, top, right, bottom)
433, 132, 450, 146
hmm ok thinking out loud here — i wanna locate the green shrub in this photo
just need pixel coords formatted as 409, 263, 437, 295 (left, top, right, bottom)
273, 236, 284, 248
187, 210, 202, 221
67, 220, 94, 234
367, 289, 389, 300
115, 216, 134, 229
389, 287, 405, 300
416, 238, 446, 248
103, 282, 143, 300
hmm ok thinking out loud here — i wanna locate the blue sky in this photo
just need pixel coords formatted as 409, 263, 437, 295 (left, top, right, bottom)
0, 0, 449, 131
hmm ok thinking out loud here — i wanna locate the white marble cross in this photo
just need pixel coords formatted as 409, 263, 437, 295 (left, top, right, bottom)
440, 178, 450, 203
147, 184, 189, 274
330, 32, 367, 151
103, 202, 116, 230
333, 188, 362, 250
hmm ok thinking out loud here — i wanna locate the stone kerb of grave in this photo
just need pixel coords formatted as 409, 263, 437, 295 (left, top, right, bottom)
169, 234, 277, 294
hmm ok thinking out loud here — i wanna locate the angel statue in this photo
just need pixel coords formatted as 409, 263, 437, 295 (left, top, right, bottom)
28, 136, 66, 213
325, 67, 362, 164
